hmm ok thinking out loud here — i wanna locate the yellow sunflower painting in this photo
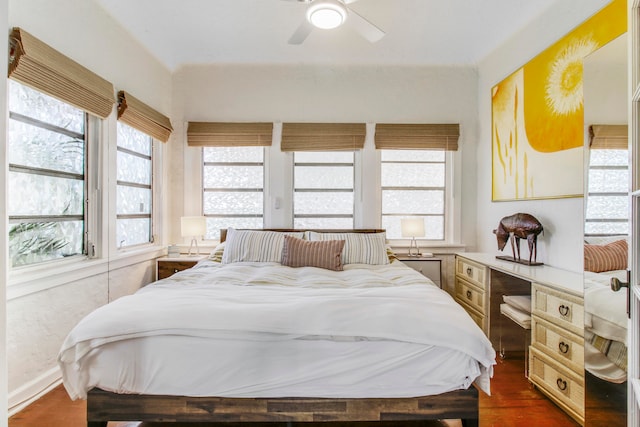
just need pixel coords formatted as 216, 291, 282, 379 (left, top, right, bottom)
491, 0, 626, 201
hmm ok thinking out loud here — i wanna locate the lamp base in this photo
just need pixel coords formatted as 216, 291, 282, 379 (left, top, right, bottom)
407, 238, 421, 257
187, 238, 200, 256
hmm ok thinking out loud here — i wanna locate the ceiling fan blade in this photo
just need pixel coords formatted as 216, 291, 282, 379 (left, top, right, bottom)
347, 8, 385, 43
288, 20, 314, 45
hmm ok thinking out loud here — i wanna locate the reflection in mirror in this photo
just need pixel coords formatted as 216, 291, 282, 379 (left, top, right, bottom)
583, 33, 628, 426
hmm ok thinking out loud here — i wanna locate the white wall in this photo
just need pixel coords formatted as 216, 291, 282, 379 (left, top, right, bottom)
584, 34, 627, 126
6, 0, 172, 414
476, 0, 611, 272
171, 64, 479, 247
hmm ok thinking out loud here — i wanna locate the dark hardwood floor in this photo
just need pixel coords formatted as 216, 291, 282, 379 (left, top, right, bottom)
9, 356, 595, 427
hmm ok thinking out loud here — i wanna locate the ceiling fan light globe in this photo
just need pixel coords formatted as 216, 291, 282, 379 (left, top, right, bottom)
307, 1, 347, 29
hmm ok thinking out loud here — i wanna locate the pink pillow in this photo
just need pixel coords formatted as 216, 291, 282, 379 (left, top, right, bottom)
281, 235, 345, 271
584, 239, 627, 273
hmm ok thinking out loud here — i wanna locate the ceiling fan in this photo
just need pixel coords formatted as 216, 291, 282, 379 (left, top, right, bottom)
283, 0, 385, 45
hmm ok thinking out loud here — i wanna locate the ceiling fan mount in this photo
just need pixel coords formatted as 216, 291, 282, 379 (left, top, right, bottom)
283, 0, 385, 45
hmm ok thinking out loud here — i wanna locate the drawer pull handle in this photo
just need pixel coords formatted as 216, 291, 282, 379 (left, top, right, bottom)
556, 378, 567, 391
174, 268, 179, 273
466, 267, 472, 277
466, 290, 472, 300
558, 342, 569, 354
558, 305, 570, 317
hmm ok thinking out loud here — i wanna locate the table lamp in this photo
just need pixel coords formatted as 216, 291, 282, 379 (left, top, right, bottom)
181, 216, 207, 256
401, 217, 425, 257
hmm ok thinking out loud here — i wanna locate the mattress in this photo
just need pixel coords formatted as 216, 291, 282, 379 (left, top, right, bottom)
59, 261, 495, 400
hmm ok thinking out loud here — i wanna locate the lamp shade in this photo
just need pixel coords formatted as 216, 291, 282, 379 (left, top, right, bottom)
181, 216, 206, 237
401, 218, 425, 238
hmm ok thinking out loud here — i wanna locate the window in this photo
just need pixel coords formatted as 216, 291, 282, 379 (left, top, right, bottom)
381, 150, 446, 239
116, 122, 153, 248
585, 149, 629, 235
8, 80, 87, 267
293, 151, 354, 229
203, 146, 264, 240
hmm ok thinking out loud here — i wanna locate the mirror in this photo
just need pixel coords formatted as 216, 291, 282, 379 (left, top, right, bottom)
583, 33, 628, 426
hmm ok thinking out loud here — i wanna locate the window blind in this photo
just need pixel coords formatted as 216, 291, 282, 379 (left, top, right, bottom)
281, 123, 366, 151
117, 91, 173, 143
374, 123, 460, 151
8, 27, 115, 119
187, 122, 273, 147
589, 124, 628, 149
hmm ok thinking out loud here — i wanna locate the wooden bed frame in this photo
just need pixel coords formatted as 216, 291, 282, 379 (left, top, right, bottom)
87, 387, 479, 427
84, 229, 482, 427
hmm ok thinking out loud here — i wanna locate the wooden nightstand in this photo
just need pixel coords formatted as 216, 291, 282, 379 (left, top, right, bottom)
156, 256, 206, 280
397, 255, 442, 288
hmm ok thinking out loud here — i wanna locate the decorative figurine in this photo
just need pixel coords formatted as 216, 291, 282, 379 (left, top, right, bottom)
493, 213, 544, 266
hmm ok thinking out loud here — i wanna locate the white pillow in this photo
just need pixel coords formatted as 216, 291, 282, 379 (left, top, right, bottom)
222, 229, 304, 264
306, 231, 389, 265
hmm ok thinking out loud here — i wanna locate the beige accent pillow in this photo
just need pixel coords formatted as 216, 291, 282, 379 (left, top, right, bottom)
207, 242, 225, 263
584, 239, 628, 273
281, 235, 345, 271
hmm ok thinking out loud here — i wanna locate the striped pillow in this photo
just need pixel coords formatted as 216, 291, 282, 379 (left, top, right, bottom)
306, 231, 389, 265
281, 235, 345, 271
584, 239, 627, 273
222, 229, 305, 264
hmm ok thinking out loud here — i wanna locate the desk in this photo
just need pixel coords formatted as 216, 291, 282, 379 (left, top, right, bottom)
454, 253, 584, 425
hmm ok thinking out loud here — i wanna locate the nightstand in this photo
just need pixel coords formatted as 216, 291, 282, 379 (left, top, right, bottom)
397, 255, 442, 288
156, 256, 206, 280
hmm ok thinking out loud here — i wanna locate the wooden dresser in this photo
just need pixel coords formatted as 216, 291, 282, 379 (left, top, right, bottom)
454, 253, 584, 425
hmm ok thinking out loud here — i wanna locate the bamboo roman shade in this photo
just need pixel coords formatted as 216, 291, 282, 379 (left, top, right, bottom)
8, 27, 115, 118
187, 122, 273, 147
118, 91, 173, 142
589, 124, 628, 149
374, 124, 460, 151
281, 123, 366, 151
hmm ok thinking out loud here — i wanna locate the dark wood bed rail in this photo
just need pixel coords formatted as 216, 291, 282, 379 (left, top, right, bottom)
87, 387, 479, 427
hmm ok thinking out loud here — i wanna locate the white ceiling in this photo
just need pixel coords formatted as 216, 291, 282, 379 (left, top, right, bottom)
95, 0, 570, 71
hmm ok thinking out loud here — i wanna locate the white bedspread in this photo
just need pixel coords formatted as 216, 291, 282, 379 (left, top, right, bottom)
59, 261, 495, 399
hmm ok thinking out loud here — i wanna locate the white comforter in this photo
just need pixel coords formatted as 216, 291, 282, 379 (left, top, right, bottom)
59, 261, 495, 399
584, 269, 628, 344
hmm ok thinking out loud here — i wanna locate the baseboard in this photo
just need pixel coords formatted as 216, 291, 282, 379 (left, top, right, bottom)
8, 366, 62, 417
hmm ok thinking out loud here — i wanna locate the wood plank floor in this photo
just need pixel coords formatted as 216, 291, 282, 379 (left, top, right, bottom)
8, 356, 588, 427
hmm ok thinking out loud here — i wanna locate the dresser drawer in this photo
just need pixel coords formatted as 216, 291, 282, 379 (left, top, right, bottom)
454, 277, 486, 315
531, 283, 583, 337
531, 316, 584, 373
529, 347, 584, 423
456, 257, 487, 289
157, 259, 199, 280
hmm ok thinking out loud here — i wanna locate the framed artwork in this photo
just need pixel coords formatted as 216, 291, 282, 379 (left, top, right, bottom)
491, 0, 626, 201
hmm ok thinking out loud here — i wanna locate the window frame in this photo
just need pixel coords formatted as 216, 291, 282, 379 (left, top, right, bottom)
292, 151, 356, 229
7, 81, 90, 269
585, 148, 630, 237
115, 121, 155, 250
201, 146, 266, 241
379, 149, 450, 241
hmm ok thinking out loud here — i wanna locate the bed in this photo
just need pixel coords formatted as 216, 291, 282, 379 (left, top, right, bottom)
583, 237, 629, 383
58, 229, 496, 427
